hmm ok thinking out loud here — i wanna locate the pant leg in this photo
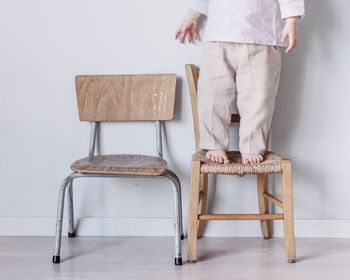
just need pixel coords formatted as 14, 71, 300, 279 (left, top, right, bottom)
236, 44, 282, 155
198, 42, 237, 151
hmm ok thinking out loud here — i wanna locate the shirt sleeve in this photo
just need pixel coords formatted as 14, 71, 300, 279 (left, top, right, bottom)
278, 0, 305, 19
189, 0, 209, 16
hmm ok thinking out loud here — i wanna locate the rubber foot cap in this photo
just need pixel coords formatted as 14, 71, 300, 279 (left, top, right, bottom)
288, 259, 296, 263
52, 256, 60, 263
263, 236, 270, 240
68, 232, 76, 238
181, 234, 185, 240
175, 257, 183, 266
188, 260, 197, 264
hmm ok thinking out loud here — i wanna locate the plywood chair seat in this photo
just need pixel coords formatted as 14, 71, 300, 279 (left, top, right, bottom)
193, 150, 283, 176
71, 154, 168, 176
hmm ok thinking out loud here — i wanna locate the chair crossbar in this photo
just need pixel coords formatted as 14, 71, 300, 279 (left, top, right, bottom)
198, 214, 284, 221
263, 192, 283, 208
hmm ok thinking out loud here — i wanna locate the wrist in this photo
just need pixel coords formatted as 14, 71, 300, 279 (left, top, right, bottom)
285, 16, 299, 24
188, 9, 202, 21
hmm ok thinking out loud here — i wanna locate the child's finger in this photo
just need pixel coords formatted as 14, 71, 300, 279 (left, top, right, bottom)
187, 32, 193, 44
175, 30, 181, 40
289, 36, 294, 53
281, 31, 288, 43
193, 31, 199, 41
286, 34, 297, 53
179, 32, 185, 43
285, 44, 292, 53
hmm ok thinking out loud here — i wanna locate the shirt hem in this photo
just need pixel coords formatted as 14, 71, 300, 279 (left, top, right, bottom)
203, 36, 288, 47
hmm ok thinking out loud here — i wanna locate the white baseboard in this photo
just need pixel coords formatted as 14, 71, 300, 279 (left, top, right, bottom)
1, 217, 350, 238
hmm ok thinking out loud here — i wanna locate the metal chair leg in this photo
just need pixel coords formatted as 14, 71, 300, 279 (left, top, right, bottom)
67, 180, 76, 238
162, 170, 183, 266
171, 172, 184, 240
52, 174, 74, 264
179, 186, 184, 240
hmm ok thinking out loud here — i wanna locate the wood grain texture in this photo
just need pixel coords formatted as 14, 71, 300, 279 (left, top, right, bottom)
231, 114, 241, 123
71, 154, 167, 176
198, 214, 284, 221
75, 74, 176, 121
185, 65, 201, 151
2, 237, 350, 280
281, 159, 296, 262
257, 174, 271, 238
188, 160, 201, 262
197, 174, 208, 238
263, 192, 283, 209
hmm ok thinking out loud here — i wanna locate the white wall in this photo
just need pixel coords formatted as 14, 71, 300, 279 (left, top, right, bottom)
1, 0, 349, 237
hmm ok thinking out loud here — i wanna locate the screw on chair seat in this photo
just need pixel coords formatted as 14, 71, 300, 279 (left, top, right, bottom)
192, 150, 283, 176
71, 154, 168, 176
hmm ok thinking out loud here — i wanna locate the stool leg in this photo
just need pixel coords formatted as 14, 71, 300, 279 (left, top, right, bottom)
52, 176, 72, 263
67, 180, 76, 238
188, 161, 201, 263
197, 173, 208, 238
282, 160, 296, 263
163, 170, 183, 266
257, 174, 271, 239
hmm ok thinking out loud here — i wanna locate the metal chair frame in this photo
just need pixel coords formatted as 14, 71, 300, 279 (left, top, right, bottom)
52, 121, 184, 265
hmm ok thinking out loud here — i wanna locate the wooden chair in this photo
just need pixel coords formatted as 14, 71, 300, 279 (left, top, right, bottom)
185, 64, 296, 263
52, 74, 184, 266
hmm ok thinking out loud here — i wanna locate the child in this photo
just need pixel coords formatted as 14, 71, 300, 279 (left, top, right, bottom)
176, 0, 305, 164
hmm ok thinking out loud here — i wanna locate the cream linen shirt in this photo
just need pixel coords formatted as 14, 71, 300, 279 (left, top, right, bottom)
190, 0, 305, 46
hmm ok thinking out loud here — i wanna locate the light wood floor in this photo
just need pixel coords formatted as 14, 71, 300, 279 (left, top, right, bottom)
0, 237, 349, 280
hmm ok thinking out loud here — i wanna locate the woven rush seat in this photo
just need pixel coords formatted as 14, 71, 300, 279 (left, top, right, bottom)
192, 151, 283, 176
71, 154, 168, 176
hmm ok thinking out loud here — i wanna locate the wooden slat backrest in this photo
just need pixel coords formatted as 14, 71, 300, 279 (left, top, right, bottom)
185, 64, 240, 151
75, 74, 177, 121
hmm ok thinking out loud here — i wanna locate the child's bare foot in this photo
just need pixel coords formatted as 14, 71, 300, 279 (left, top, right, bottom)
205, 150, 230, 164
242, 154, 264, 165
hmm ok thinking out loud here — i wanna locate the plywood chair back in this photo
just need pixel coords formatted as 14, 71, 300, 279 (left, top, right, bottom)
76, 74, 177, 122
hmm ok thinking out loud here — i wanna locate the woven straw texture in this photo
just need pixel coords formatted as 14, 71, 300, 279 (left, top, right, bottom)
192, 151, 283, 176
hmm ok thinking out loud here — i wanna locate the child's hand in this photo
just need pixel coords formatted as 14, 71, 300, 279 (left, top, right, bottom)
281, 17, 300, 54
175, 9, 202, 44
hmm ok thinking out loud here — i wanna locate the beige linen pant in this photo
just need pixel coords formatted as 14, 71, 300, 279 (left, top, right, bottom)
198, 42, 282, 155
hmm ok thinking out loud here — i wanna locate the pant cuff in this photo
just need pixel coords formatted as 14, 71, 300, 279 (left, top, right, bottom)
200, 141, 228, 151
